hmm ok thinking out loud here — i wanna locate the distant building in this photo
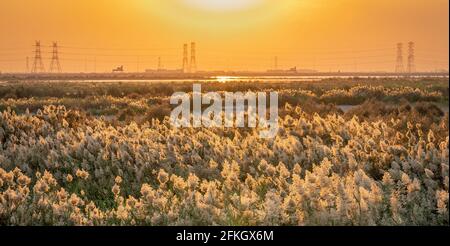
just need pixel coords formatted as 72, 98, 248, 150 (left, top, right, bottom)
266, 66, 318, 74
112, 66, 124, 72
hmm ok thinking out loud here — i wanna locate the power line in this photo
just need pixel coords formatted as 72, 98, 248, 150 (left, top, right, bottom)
57, 45, 180, 51
407, 42, 415, 74
395, 43, 404, 73
49, 42, 62, 73
31, 41, 45, 73
1, 41, 449, 72
55, 52, 179, 57
182, 43, 189, 73
190, 42, 197, 73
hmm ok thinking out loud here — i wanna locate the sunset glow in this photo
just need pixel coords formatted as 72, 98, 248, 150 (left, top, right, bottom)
0, 0, 448, 232
181, 0, 264, 12
0, 0, 448, 73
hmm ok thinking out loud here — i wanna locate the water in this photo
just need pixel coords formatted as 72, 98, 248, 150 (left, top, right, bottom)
11, 75, 446, 84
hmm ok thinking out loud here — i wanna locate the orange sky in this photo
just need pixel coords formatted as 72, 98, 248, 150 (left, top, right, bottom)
0, 0, 448, 73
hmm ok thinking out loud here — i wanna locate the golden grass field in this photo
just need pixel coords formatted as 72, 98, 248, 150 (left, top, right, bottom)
0, 78, 448, 225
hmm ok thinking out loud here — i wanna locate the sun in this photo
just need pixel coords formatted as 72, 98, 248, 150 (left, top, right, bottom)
142, 0, 299, 31
182, 0, 263, 12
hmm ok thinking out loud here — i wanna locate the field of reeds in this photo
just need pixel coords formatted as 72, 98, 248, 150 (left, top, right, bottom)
0, 78, 448, 225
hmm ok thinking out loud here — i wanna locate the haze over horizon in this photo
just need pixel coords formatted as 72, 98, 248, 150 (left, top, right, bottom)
0, 0, 448, 73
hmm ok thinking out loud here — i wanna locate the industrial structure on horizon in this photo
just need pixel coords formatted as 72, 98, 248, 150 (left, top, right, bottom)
8, 40, 444, 75
396, 41, 416, 74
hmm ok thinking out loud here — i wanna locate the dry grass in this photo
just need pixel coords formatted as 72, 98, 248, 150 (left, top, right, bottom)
0, 78, 448, 225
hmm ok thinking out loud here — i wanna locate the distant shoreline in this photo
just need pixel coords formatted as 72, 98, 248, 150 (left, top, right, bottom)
0, 72, 448, 81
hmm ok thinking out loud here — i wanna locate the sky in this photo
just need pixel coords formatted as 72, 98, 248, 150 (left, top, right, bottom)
0, 0, 448, 73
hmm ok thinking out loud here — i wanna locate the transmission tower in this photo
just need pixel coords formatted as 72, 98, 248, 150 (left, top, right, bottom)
182, 43, 189, 73
32, 41, 45, 73
190, 42, 197, 73
395, 43, 404, 73
407, 42, 415, 74
49, 42, 62, 73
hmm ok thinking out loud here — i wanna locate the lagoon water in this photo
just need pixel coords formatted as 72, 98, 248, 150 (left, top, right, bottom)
15, 75, 446, 84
